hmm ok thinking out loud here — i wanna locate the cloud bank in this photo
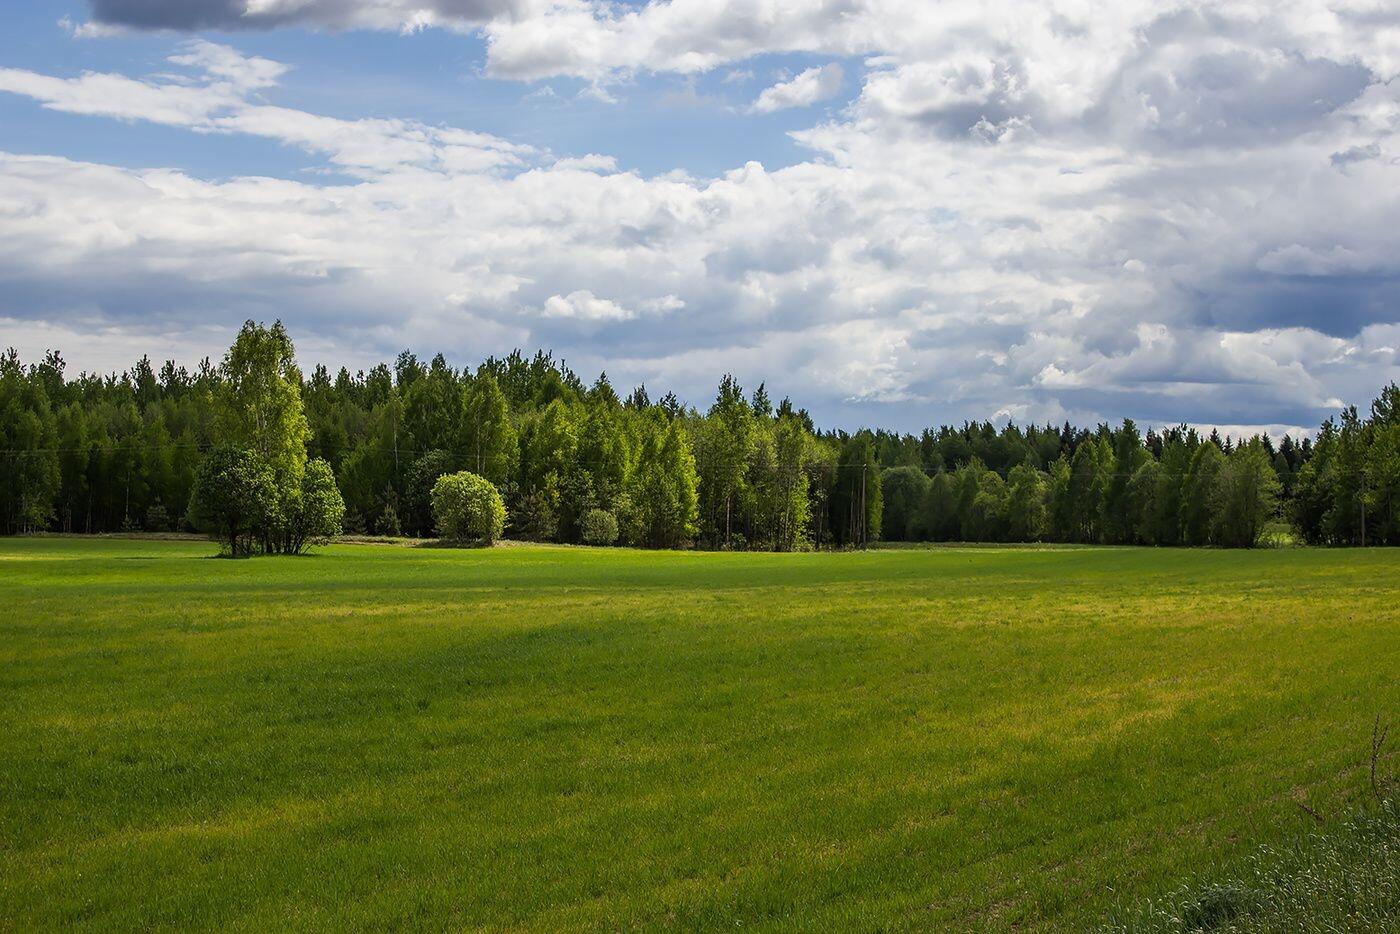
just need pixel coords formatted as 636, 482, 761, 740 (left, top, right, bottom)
3, 2, 1399, 432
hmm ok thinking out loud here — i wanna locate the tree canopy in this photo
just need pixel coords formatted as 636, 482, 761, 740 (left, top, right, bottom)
4, 323, 1394, 551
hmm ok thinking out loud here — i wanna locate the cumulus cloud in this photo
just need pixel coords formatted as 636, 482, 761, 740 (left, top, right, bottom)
0, 41, 532, 175
749, 63, 842, 113
540, 290, 637, 321
11, 3, 1400, 431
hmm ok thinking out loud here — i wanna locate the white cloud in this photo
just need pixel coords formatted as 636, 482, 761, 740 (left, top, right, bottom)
0, 42, 532, 175
749, 63, 843, 114
58, 15, 127, 39
5, 5, 1400, 432
540, 290, 637, 320
550, 153, 619, 172
168, 38, 288, 88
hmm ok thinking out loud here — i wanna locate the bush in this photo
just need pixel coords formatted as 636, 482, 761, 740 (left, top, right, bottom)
376, 500, 403, 537
144, 502, 171, 532
580, 508, 619, 546
431, 471, 506, 544
284, 458, 344, 553
187, 445, 276, 556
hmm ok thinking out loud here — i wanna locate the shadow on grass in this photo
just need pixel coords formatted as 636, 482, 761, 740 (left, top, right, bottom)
412, 538, 493, 549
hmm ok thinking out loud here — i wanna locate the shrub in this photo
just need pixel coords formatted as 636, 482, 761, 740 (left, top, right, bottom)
144, 502, 171, 532
284, 458, 344, 553
376, 500, 403, 537
431, 471, 506, 544
187, 445, 276, 556
580, 508, 619, 546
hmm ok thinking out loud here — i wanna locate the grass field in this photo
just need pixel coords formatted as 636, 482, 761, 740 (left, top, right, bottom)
1, 538, 1397, 931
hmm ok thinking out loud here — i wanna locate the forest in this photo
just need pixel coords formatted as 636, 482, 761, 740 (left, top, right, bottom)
2, 320, 1398, 549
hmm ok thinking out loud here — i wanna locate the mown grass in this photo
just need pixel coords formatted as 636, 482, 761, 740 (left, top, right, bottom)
0, 538, 1397, 931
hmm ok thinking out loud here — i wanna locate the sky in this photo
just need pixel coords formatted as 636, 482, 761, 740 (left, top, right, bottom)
1, 2, 1399, 435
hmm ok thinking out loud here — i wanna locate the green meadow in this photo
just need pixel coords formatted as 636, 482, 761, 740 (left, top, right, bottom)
1, 537, 1397, 931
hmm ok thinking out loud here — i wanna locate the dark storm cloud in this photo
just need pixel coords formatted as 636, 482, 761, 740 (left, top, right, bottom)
1045, 384, 1336, 431
1190, 273, 1400, 338
89, 0, 259, 30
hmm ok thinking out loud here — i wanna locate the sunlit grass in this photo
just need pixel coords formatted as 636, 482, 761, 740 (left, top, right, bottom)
1, 538, 1397, 930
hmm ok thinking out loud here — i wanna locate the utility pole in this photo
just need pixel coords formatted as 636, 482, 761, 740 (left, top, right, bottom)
851, 464, 862, 551
726, 495, 732, 549
1361, 468, 1367, 548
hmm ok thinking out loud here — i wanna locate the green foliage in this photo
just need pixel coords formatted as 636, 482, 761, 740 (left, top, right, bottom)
697, 374, 756, 547
431, 471, 506, 544
403, 449, 453, 537
622, 413, 699, 548
1047, 456, 1074, 542
831, 433, 882, 546
1004, 463, 1048, 542
214, 320, 309, 487
1181, 442, 1227, 545
881, 466, 930, 541
1067, 441, 1105, 543
6, 322, 1399, 552
183, 322, 347, 555
0, 349, 60, 533
375, 499, 403, 537
1102, 419, 1148, 544
1365, 423, 1400, 544
1211, 440, 1282, 548
459, 372, 518, 487
962, 465, 1006, 542
1127, 460, 1162, 545
1292, 388, 1400, 546
753, 413, 813, 550
580, 508, 619, 546
284, 458, 345, 553
187, 445, 276, 556
144, 501, 172, 532
919, 469, 959, 541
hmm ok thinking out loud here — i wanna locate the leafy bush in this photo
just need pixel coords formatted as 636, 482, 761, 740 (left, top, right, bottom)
580, 508, 619, 546
189, 448, 344, 556
285, 458, 344, 553
187, 445, 276, 556
431, 471, 506, 544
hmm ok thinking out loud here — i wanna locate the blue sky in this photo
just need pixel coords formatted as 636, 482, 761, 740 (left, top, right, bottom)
0, 3, 849, 178
2, 0, 1399, 434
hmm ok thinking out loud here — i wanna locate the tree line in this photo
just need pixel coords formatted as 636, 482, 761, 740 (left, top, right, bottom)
2, 320, 1397, 549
